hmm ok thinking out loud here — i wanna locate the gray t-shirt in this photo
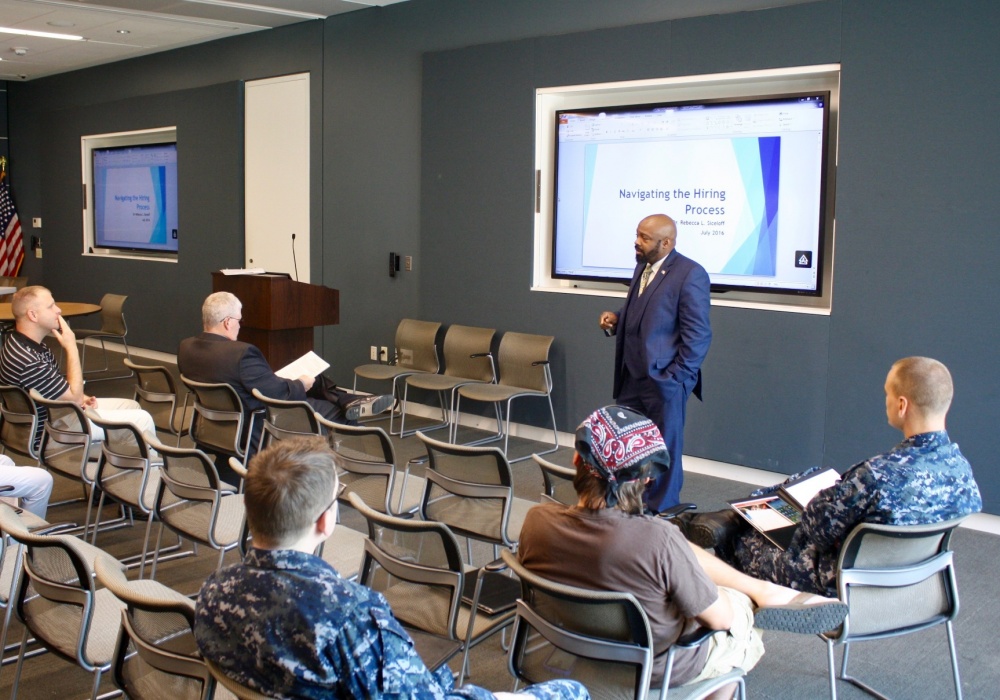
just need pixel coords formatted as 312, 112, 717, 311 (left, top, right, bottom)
518, 502, 718, 686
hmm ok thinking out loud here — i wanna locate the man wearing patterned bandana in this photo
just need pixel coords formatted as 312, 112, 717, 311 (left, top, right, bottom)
195, 437, 590, 700
518, 406, 849, 697
709, 357, 982, 597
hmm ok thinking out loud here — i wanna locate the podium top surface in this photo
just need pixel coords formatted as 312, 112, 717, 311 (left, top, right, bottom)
212, 271, 339, 330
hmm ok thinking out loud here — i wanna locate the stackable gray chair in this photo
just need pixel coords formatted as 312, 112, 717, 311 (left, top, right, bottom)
250, 388, 322, 451
417, 431, 534, 562
319, 417, 423, 517
95, 555, 228, 700
455, 331, 558, 462
820, 517, 968, 700
0, 385, 40, 461
399, 324, 496, 440
125, 359, 193, 446
75, 293, 134, 380
0, 504, 126, 700
181, 376, 258, 470
531, 453, 577, 505
352, 492, 517, 685
353, 319, 442, 435
147, 442, 244, 581
502, 550, 746, 700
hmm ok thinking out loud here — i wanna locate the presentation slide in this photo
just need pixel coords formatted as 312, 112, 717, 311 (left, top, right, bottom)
553, 95, 827, 294
93, 143, 178, 253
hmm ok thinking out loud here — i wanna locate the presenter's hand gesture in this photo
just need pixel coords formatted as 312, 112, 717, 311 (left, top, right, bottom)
599, 311, 619, 333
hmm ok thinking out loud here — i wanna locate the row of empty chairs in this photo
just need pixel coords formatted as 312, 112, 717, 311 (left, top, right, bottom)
354, 319, 559, 463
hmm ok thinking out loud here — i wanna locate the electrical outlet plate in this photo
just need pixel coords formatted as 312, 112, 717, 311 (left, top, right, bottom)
379, 346, 388, 362
370, 346, 378, 361
405, 256, 413, 271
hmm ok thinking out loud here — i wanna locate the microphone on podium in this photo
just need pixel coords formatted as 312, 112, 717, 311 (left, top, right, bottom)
291, 233, 299, 282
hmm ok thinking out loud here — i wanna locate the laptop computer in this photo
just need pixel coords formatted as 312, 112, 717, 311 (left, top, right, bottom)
728, 468, 840, 550
460, 571, 521, 615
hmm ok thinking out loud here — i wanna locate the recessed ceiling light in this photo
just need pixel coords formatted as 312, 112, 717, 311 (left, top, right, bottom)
0, 26, 83, 41
116, 29, 130, 34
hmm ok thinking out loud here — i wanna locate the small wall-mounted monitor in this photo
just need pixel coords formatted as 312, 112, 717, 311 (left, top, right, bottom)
82, 126, 178, 262
92, 142, 178, 254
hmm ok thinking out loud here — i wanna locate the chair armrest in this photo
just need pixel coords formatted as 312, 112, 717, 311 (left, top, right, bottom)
484, 556, 508, 574
655, 502, 697, 519
674, 625, 717, 649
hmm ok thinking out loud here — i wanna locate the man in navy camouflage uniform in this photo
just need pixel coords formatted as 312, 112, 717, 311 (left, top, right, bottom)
194, 436, 589, 700
715, 356, 981, 597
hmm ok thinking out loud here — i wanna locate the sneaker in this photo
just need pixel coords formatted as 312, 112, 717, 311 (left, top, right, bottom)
754, 594, 848, 634
345, 394, 395, 421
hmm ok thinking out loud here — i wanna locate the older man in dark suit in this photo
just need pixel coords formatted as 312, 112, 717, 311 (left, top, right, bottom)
599, 214, 712, 512
179, 292, 391, 468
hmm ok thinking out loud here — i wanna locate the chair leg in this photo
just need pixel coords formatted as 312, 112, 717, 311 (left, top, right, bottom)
149, 521, 166, 580
945, 620, 963, 700
10, 627, 29, 699
826, 638, 838, 700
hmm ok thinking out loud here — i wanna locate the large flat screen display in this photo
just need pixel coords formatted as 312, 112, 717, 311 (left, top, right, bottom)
553, 92, 831, 295
92, 142, 178, 254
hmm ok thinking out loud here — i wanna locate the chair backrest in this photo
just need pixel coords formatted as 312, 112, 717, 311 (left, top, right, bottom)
125, 359, 188, 437
532, 453, 577, 506
0, 384, 39, 459
97, 293, 129, 335
440, 324, 496, 381
250, 388, 321, 450
393, 319, 442, 373
86, 410, 159, 514
181, 375, 249, 459
30, 389, 95, 482
350, 492, 465, 641
495, 332, 554, 392
831, 518, 965, 642
501, 549, 655, 700
94, 555, 215, 700
321, 418, 400, 515
417, 431, 517, 547
0, 503, 119, 670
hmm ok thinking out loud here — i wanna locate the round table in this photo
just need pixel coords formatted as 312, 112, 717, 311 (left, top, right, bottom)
0, 302, 101, 322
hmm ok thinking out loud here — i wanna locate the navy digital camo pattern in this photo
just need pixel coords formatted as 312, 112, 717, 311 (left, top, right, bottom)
195, 547, 589, 700
720, 431, 981, 597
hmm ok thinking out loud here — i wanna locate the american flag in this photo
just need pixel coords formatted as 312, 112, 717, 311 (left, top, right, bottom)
0, 176, 24, 276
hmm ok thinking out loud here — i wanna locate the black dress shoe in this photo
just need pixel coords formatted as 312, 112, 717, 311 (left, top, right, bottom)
676, 510, 746, 548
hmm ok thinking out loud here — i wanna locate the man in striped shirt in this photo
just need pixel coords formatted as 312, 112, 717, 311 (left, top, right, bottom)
0, 286, 156, 451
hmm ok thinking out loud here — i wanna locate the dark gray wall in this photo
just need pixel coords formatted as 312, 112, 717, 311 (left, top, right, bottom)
7, 0, 1000, 512
7, 21, 325, 351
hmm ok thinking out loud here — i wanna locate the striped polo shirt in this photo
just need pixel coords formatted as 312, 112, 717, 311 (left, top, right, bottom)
0, 330, 70, 447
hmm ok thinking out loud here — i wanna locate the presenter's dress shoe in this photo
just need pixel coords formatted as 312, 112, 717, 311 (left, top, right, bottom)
754, 594, 848, 634
345, 394, 395, 421
677, 510, 746, 549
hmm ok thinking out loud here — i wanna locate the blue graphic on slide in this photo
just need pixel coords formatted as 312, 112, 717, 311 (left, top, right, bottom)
150, 166, 167, 244
721, 137, 780, 276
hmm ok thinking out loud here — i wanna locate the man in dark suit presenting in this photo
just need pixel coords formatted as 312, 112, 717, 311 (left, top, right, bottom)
179, 292, 391, 467
599, 214, 712, 512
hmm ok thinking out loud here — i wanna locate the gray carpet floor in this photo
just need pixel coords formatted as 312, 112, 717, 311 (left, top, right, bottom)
2, 348, 996, 698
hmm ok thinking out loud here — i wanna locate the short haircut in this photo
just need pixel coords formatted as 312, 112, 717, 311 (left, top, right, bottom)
890, 356, 953, 416
244, 437, 338, 548
202, 291, 241, 328
11, 286, 50, 320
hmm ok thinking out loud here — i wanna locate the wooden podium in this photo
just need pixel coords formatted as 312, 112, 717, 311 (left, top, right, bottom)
212, 272, 339, 369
